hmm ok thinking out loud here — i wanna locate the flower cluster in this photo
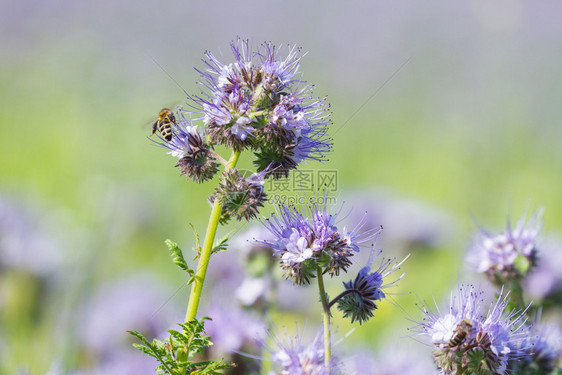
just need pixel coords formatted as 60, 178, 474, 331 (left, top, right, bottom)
509, 320, 562, 374
152, 110, 219, 183
467, 210, 542, 286
413, 285, 529, 374
265, 329, 337, 375
336, 249, 408, 324
192, 38, 331, 178
210, 169, 268, 224
258, 196, 381, 285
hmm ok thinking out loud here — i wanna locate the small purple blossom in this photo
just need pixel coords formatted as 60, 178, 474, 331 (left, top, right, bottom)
467, 210, 543, 286
523, 234, 562, 302
258, 194, 381, 285
210, 168, 268, 224
78, 275, 178, 355
413, 285, 530, 374
231, 116, 255, 140
152, 110, 219, 183
336, 248, 408, 324
264, 328, 337, 375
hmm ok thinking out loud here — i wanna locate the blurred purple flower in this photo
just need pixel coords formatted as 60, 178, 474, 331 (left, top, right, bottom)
235, 277, 268, 307
202, 304, 265, 356
232, 224, 275, 259
152, 110, 219, 183
523, 234, 562, 302
467, 210, 542, 286
344, 190, 458, 253
203, 249, 245, 301
510, 318, 562, 373
343, 344, 434, 375
0, 194, 64, 275
413, 285, 529, 374
70, 349, 158, 375
264, 328, 337, 375
78, 274, 179, 355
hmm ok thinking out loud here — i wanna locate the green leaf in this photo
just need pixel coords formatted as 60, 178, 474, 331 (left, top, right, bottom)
132, 344, 158, 358
212, 230, 234, 254
165, 239, 193, 275
190, 223, 201, 255
513, 253, 531, 276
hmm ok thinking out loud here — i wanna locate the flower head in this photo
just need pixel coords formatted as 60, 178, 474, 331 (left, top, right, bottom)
336, 248, 408, 324
413, 285, 530, 374
210, 168, 268, 224
190, 38, 331, 177
257, 193, 381, 285
152, 110, 219, 183
509, 319, 562, 374
264, 328, 337, 375
203, 304, 265, 356
467, 209, 542, 286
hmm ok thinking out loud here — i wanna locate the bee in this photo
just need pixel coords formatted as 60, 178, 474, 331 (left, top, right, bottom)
448, 318, 473, 348
151, 108, 177, 141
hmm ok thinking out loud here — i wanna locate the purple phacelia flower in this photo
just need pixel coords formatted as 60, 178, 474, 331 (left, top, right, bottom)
152, 110, 219, 183
336, 248, 408, 324
413, 285, 530, 375
258, 194, 381, 285
264, 328, 337, 375
0, 195, 64, 275
343, 190, 458, 253
509, 319, 562, 373
190, 38, 331, 176
78, 275, 177, 356
467, 209, 543, 286
203, 304, 265, 356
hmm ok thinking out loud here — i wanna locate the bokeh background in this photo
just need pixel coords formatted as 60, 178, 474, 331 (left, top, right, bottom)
1, 1, 562, 374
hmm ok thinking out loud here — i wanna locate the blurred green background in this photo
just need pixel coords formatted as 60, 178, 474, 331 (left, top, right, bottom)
1, 0, 562, 373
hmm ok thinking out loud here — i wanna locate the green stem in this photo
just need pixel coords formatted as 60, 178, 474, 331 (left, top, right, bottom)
317, 266, 331, 374
184, 150, 241, 323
